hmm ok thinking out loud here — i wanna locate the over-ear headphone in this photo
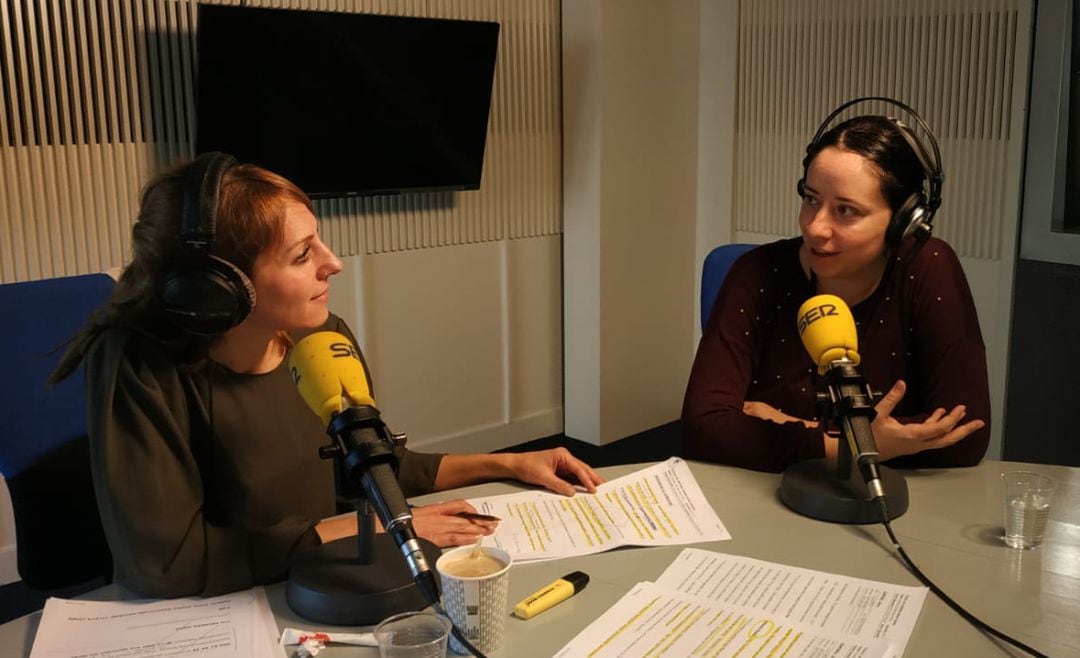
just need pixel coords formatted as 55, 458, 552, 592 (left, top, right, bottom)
160, 152, 257, 335
796, 96, 944, 252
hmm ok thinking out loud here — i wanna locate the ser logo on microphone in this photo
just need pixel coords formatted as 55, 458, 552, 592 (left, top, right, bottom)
330, 342, 360, 360
288, 341, 361, 386
797, 303, 839, 335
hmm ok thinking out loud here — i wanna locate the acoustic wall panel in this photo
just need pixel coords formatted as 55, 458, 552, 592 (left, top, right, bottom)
734, 0, 1020, 260
0, 0, 561, 282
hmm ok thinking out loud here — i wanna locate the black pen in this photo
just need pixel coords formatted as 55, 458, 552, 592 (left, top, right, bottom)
456, 511, 501, 522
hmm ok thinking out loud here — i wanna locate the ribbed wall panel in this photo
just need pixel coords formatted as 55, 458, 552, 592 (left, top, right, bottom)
0, 0, 560, 283
735, 0, 1020, 260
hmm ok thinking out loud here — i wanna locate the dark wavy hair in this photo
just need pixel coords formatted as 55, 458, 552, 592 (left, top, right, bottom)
49, 159, 311, 385
804, 115, 927, 213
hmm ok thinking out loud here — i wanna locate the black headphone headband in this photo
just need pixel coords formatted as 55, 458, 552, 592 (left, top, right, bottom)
807, 96, 943, 211
180, 152, 237, 251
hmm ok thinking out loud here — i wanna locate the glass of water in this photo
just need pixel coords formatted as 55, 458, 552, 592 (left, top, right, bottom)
1001, 471, 1056, 549
374, 611, 451, 658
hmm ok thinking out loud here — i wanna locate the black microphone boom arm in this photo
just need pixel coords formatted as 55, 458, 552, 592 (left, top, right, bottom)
286, 405, 443, 625
323, 406, 440, 604
779, 358, 909, 524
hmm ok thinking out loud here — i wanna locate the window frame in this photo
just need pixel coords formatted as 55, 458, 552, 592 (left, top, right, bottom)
1021, 0, 1080, 264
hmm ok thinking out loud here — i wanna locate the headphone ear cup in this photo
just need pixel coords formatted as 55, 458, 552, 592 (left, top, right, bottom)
796, 178, 806, 198
208, 255, 257, 320
886, 194, 924, 247
160, 256, 255, 335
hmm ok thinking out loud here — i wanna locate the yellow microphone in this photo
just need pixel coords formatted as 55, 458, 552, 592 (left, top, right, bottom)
287, 331, 440, 606
796, 294, 861, 374
795, 294, 886, 503
289, 331, 376, 424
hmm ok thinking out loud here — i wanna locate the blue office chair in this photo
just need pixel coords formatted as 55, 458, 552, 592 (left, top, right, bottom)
0, 273, 115, 588
700, 243, 756, 330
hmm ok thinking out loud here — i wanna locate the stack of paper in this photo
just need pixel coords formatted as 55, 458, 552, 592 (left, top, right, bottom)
555, 548, 928, 658
29, 588, 282, 658
468, 458, 731, 562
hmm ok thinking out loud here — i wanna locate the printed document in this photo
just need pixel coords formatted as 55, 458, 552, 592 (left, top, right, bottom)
469, 457, 730, 562
554, 580, 895, 658
654, 548, 927, 657
29, 588, 282, 657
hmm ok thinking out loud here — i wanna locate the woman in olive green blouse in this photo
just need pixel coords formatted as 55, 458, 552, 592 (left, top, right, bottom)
52, 154, 601, 598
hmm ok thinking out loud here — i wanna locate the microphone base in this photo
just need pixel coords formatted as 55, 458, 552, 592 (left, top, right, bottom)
779, 459, 908, 524
287, 534, 442, 626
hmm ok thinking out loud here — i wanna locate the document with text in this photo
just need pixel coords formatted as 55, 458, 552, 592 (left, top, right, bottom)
29, 588, 282, 658
654, 548, 927, 657
554, 580, 895, 658
468, 457, 730, 562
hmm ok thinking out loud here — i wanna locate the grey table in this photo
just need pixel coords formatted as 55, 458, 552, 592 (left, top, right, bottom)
4, 459, 1078, 657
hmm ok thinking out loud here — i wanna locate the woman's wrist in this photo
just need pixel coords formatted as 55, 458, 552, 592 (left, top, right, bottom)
823, 433, 838, 461
314, 514, 358, 544
485, 453, 519, 480
458, 452, 517, 480
435, 453, 518, 490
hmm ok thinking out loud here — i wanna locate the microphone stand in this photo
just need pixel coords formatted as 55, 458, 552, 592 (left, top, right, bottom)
779, 360, 909, 523
287, 407, 442, 625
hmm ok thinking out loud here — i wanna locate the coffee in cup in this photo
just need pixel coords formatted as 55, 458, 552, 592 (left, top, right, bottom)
440, 552, 506, 578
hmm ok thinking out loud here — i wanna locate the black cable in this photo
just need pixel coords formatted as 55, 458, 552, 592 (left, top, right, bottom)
429, 600, 488, 658
875, 499, 1048, 658
414, 576, 488, 657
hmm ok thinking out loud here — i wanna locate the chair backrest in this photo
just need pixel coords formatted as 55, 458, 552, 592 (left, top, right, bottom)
0, 273, 115, 588
701, 243, 756, 331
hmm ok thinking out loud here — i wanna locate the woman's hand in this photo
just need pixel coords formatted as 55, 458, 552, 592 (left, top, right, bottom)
743, 400, 819, 429
316, 499, 497, 548
871, 380, 986, 461
412, 500, 498, 548
314, 514, 357, 545
504, 448, 604, 496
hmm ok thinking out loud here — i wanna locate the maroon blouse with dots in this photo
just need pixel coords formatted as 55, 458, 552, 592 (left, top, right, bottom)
682, 236, 990, 473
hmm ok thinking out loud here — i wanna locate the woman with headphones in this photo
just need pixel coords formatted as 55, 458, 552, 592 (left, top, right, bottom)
682, 99, 990, 473
50, 155, 602, 598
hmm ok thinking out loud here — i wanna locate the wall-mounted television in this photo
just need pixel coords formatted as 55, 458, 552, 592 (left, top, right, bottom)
196, 5, 500, 198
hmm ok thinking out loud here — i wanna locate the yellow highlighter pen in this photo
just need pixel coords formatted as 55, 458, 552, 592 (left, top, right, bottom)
514, 571, 590, 619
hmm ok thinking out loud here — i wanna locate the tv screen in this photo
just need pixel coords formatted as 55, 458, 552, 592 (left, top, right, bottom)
196, 5, 500, 198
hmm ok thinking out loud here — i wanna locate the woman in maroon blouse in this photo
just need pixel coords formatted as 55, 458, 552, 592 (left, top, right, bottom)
682, 110, 989, 473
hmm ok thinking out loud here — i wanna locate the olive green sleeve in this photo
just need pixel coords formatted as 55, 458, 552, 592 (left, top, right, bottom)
85, 332, 319, 598
396, 449, 444, 498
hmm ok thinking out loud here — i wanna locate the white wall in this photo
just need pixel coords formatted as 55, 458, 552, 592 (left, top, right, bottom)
330, 236, 564, 455
694, 0, 740, 337
563, 0, 702, 445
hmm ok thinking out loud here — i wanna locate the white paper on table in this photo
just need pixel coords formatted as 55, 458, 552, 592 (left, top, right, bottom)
29, 588, 285, 658
655, 548, 928, 657
553, 581, 894, 658
252, 587, 288, 657
468, 457, 730, 562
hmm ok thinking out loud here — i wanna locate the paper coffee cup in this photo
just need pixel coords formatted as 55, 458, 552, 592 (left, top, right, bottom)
436, 545, 512, 655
